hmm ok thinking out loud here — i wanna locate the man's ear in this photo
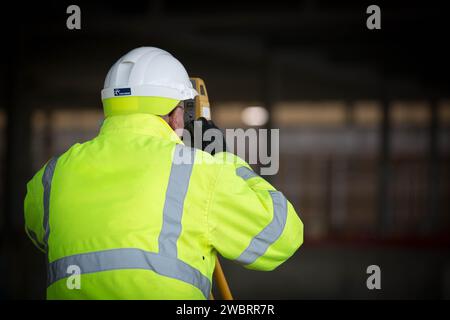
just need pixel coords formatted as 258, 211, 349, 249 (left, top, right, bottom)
168, 113, 176, 130
167, 106, 184, 132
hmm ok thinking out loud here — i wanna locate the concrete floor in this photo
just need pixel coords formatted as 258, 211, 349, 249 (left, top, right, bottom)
217, 244, 450, 299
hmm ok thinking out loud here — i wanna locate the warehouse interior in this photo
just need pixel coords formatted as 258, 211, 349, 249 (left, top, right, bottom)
1, 0, 449, 299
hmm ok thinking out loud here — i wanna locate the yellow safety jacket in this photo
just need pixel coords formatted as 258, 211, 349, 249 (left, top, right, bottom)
24, 113, 304, 299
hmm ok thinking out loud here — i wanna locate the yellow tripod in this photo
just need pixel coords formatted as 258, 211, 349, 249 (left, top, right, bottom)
210, 257, 233, 300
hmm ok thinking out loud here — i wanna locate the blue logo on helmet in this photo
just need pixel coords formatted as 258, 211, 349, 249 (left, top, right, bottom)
113, 88, 131, 96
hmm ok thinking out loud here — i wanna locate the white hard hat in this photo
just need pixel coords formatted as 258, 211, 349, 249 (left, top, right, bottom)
101, 47, 198, 116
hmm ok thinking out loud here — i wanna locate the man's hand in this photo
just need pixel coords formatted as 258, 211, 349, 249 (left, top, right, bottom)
184, 117, 227, 155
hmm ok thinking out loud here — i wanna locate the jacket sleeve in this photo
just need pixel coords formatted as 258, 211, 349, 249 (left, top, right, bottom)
24, 166, 47, 253
208, 152, 304, 271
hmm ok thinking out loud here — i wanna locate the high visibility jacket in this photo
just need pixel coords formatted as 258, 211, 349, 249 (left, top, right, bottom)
24, 113, 304, 299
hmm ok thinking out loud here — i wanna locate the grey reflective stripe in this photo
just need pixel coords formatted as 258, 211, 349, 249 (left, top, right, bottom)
27, 228, 46, 252
158, 144, 195, 257
42, 156, 59, 250
235, 191, 288, 265
236, 166, 259, 180
47, 248, 211, 298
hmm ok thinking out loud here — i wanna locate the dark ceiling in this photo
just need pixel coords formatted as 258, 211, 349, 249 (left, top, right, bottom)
1, 0, 449, 108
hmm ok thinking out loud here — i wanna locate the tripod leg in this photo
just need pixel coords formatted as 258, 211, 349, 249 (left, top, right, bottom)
213, 256, 233, 300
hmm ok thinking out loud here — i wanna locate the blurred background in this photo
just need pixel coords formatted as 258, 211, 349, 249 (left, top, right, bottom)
1, 0, 449, 299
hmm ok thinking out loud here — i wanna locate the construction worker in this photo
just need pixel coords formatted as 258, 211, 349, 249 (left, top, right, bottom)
24, 47, 304, 299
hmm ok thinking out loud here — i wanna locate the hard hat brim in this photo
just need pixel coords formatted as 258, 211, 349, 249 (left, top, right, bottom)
101, 85, 198, 101
102, 96, 180, 117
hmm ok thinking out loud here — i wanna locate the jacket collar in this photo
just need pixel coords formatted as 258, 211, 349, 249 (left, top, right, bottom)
99, 113, 183, 144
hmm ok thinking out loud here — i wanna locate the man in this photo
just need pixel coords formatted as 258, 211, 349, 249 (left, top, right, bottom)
24, 47, 304, 299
